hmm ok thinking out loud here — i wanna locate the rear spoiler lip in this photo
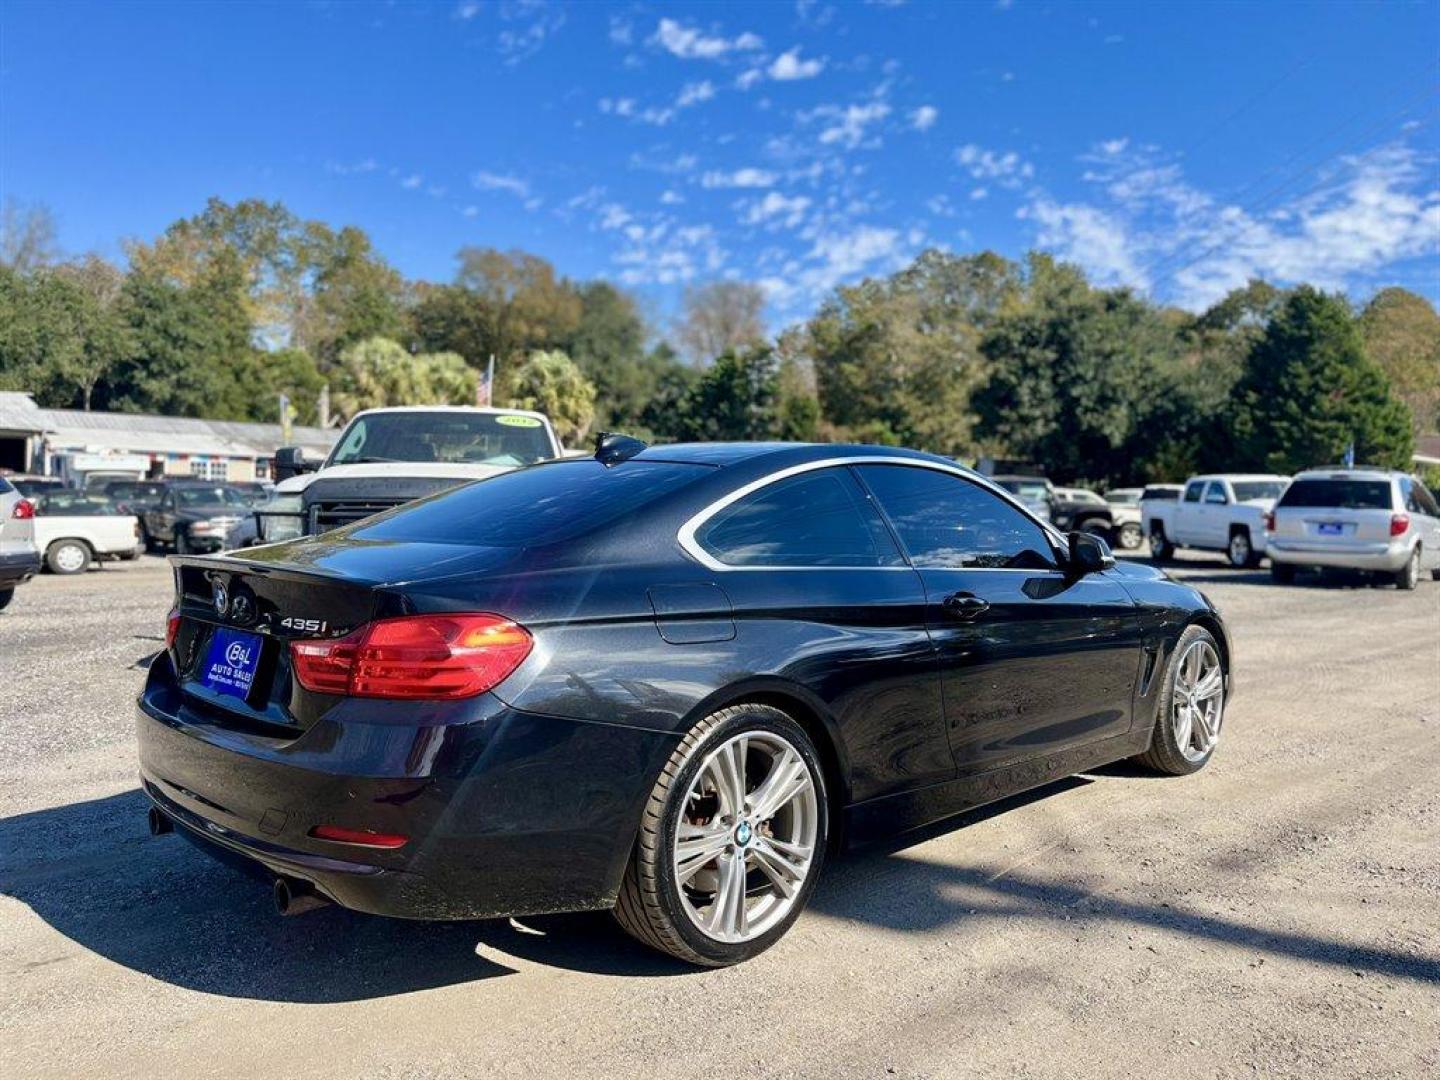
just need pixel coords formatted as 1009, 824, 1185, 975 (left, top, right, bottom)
166, 552, 380, 589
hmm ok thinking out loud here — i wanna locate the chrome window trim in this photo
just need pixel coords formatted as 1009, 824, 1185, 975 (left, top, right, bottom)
676, 456, 1068, 573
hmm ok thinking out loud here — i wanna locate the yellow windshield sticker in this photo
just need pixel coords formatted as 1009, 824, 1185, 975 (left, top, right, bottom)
496, 415, 542, 428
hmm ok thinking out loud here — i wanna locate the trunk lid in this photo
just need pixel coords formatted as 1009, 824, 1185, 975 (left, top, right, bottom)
168, 539, 525, 732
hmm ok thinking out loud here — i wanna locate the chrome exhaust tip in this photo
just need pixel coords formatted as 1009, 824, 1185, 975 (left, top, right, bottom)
147, 806, 174, 836
273, 876, 330, 917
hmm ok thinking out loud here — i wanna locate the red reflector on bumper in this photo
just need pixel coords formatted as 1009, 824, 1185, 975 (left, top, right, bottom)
308, 824, 409, 849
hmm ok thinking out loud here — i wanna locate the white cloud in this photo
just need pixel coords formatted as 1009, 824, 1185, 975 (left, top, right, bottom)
909, 105, 939, 132
454, 2, 480, 20
970, 187, 988, 200
462, 205, 479, 218
652, 18, 763, 60
660, 190, 685, 205
702, 167, 778, 189
736, 68, 765, 91
677, 80, 716, 107
325, 158, 378, 176
743, 191, 812, 227
495, 1, 567, 66
1098, 137, 1129, 156
769, 48, 825, 81
608, 16, 633, 46
955, 143, 1034, 186
807, 101, 891, 149
926, 194, 956, 217
400, 174, 422, 190
1019, 139, 1440, 308
470, 170, 531, 198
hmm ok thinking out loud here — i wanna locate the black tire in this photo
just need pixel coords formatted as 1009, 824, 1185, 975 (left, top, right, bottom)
1149, 526, 1174, 563
1270, 561, 1296, 585
1134, 624, 1225, 777
45, 539, 92, 575
0, 587, 13, 611
1227, 527, 1260, 569
1116, 522, 1144, 551
1393, 546, 1420, 591
613, 703, 829, 967
174, 529, 189, 555
1077, 516, 1111, 540
117, 549, 139, 561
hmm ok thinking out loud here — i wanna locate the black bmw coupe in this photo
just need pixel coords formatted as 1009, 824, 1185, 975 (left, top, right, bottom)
138, 439, 1231, 966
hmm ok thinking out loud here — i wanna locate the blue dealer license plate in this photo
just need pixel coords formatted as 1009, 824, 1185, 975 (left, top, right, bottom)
1318, 522, 1344, 536
201, 627, 262, 700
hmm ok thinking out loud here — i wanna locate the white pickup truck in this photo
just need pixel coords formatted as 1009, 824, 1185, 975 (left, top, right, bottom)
31, 491, 143, 574
1144, 474, 1290, 568
242, 405, 564, 546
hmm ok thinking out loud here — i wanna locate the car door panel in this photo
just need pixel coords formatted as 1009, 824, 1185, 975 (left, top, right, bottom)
855, 464, 1144, 777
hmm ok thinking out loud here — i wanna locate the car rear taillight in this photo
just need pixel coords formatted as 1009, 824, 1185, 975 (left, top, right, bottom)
1390, 513, 1410, 537
308, 824, 409, 849
1263, 511, 1275, 532
11, 498, 34, 519
165, 609, 181, 649
290, 613, 532, 700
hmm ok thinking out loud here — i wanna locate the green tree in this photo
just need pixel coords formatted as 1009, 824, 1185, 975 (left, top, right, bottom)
293, 224, 409, 367
972, 256, 1184, 484
558, 281, 661, 427
670, 346, 782, 441
510, 350, 597, 446
1230, 287, 1414, 472
807, 249, 1021, 454
331, 336, 476, 419
1358, 287, 1440, 435
453, 247, 581, 366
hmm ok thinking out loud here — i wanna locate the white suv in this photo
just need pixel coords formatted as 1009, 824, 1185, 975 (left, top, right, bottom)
0, 476, 42, 610
1266, 468, 1440, 590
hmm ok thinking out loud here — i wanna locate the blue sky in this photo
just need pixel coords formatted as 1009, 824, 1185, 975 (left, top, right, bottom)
2, 0, 1436, 325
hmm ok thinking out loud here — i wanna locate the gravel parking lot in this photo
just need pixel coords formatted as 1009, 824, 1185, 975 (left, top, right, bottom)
1, 554, 1436, 1080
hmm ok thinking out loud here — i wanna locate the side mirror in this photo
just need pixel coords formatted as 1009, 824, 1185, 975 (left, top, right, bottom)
273, 446, 317, 482
1068, 530, 1116, 574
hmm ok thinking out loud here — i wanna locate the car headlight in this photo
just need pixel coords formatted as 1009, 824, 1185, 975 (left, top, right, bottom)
257, 495, 305, 542
190, 520, 216, 534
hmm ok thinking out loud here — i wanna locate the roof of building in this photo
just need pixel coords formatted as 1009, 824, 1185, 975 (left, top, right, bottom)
0, 392, 335, 458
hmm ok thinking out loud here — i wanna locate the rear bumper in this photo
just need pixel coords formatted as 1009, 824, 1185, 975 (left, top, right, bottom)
137, 655, 679, 920
0, 549, 41, 587
1266, 538, 1412, 572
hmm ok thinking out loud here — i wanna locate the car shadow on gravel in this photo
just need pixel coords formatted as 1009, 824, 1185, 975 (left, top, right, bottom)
8, 784, 1435, 993
0, 789, 696, 1001
807, 781, 1440, 987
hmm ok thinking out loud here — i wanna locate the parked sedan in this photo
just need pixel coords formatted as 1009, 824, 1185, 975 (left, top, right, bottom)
1266, 468, 1440, 589
139, 440, 1232, 967
142, 483, 252, 554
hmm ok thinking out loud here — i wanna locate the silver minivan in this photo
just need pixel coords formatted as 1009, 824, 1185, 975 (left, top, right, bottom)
1265, 468, 1440, 590
0, 476, 43, 611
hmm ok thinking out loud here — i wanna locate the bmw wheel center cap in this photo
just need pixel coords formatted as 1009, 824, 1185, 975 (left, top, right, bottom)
734, 821, 753, 846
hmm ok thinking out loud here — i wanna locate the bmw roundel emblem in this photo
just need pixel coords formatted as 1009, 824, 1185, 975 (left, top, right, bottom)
212, 581, 229, 617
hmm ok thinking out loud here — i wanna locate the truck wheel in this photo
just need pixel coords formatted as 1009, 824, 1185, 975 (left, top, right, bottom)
174, 530, 189, 555
1149, 527, 1174, 563
0, 587, 13, 611
1227, 528, 1259, 569
46, 539, 92, 575
1077, 517, 1111, 540
1116, 522, 1143, 550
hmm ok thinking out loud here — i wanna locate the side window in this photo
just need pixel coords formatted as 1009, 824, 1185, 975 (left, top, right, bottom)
1204, 482, 1229, 505
1183, 481, 1205, 503
1415, 481, 1440, 517
859, 465, 1057, 570
695, 468, 904, 568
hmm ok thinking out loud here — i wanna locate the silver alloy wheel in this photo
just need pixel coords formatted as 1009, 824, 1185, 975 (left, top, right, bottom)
1118, 522, 1143, 550
53, 542, 86, 573
1172, 639, 1223, 763
1229, 532, 1250, 567
673, 731, 819, 944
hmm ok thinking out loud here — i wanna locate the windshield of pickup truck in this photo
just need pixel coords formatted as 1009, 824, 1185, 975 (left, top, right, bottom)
1230, 481, 1287, 502
329, 412, 555, 468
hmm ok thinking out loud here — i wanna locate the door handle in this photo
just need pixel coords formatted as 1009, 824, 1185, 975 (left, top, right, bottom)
942, 592, 990, 619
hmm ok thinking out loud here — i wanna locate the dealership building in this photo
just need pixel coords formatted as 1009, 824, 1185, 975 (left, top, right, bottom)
0, 392, 336, 484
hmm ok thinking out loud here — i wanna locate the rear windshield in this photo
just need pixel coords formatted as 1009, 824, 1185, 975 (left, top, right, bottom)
1231, 481, 1287, 502
0, 477, 12, 494
349, 460, 710, 547
176, 487, 250, 508
39, 493, 123, 516
329, 412, 555, 468
1278, 479, 1393, 510
1141, 487, 1180, 501
998, 480, 1050, 501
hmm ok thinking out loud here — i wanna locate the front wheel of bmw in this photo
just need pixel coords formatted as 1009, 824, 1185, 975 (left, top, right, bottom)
1135, 625, 1226, 776
614, 704, 828, 967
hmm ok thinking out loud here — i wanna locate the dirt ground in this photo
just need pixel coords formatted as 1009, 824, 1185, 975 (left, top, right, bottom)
1, 553, 1436, 1079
